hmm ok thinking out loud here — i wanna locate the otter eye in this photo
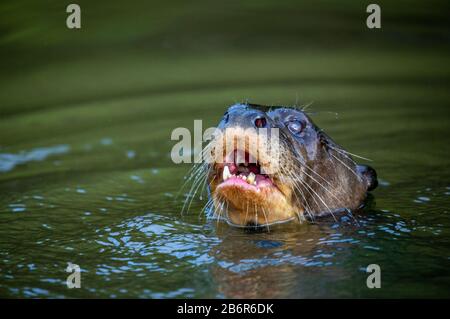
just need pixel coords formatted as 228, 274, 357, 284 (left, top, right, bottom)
287, 120, 305, 135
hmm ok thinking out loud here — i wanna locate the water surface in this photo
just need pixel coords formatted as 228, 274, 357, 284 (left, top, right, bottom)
0, 0, 449, 298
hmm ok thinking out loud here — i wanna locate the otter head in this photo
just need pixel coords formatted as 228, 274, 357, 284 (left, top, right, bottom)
206, 103, 377, 228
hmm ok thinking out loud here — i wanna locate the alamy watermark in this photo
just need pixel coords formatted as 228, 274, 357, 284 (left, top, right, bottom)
366, 264, 381, 288
366, 4, 381, 29
170, 121, 281, 174
65, 4, 380, 30
66, 262, 81, 289
66, 4, 81, 29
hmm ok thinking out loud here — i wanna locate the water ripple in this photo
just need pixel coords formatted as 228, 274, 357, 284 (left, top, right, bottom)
0, 144, 69, 173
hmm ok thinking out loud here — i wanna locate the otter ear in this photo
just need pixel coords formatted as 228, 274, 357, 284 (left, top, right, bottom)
356, 165, 378, 191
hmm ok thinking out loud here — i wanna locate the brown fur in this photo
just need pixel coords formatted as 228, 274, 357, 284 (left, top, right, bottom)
205, 103, 376, 227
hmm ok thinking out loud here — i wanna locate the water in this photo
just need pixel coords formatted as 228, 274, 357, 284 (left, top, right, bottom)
1, 1, 450, 298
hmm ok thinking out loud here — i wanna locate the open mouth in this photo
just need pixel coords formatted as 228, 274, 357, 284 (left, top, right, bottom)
211, 148, 296, 227
208, 130, 298, 227
216, 150, 276, 191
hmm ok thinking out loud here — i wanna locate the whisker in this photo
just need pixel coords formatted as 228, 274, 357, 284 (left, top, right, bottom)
301, 179, 338, 222
285, 166, 337, 222
327, 144, 372, 162
330, 153, 361, 181
299, 167, 343, 206
279, 167, 312, 222
260, 206, 271, 232
181, 165, 210, 215
292, 157, 333, 188
245, 200, 249, 225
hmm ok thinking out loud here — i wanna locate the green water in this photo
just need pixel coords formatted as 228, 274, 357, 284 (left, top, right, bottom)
1, 0, 449, 298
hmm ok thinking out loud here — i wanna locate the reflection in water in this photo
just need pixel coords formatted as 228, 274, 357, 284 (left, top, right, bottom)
209, 204, 449, 298
209, 218, 358, 298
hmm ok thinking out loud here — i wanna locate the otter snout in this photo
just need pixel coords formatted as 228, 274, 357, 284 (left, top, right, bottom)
357, 165, 378, 191
220, 104, 271, 130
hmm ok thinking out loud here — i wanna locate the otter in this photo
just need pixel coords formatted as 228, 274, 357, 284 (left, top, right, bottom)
191, 103, 377, 228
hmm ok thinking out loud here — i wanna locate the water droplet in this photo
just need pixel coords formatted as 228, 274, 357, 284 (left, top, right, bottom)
130, 175, 144, 183
76, 188, 86, 194
100, 138, 113, 145
378, 179, 390, 186
9, 203, 26, 213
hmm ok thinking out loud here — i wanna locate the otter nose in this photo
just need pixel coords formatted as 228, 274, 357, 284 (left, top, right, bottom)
221, 104, 270, 129
254, 116, 267, 128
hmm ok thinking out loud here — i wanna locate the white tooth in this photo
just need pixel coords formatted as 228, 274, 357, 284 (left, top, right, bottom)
223, 166, 231, 180
247, 172, 255, 184
242, 175, 247, 181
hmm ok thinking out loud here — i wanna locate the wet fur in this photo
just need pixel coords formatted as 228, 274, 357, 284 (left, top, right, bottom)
183, 103, 377, 226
